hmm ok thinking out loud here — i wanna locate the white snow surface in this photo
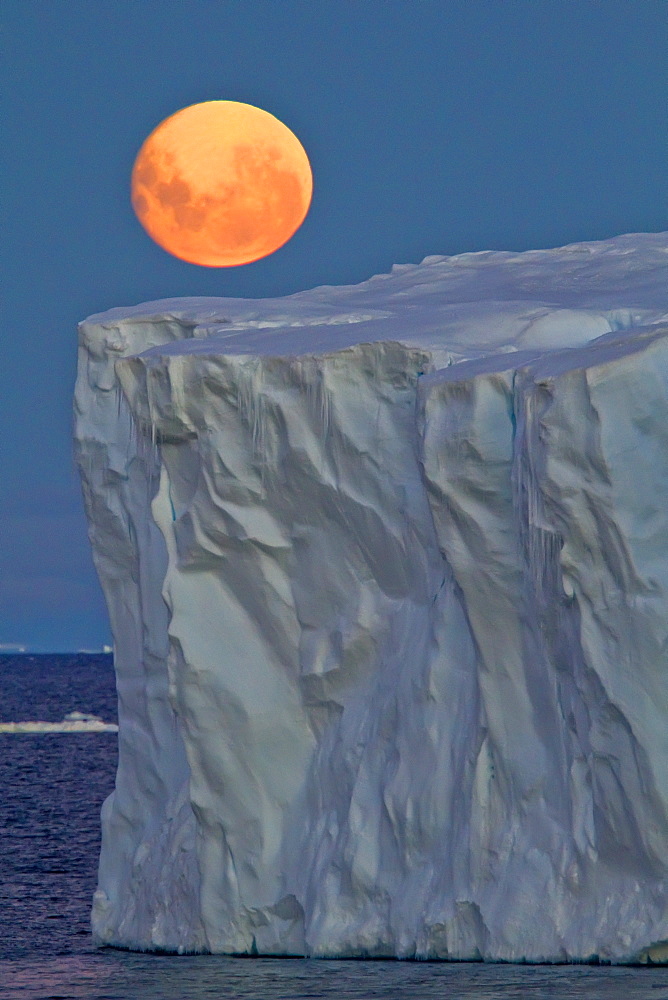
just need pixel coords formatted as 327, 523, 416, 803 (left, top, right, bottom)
75, 233, 668, 963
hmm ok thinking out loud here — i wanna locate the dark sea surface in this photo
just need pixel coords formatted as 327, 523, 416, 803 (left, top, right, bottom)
0, 654, 665, 1000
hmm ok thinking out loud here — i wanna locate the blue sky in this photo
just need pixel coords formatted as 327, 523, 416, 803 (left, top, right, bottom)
1, 0, 666, 650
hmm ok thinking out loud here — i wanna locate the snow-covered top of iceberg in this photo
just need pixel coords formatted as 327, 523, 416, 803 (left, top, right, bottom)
83, 233, 667, 367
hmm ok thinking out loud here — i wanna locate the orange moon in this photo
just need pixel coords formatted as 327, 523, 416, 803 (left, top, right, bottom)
131, 101, 313, 267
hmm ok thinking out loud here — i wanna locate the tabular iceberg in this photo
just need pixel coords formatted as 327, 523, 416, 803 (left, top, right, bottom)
75, 233, 668, 963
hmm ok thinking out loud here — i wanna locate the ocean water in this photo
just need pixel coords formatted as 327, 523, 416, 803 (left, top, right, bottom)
0, 654, 665, 1000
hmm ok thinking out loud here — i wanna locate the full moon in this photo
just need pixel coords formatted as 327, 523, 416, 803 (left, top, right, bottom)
131, 101, 313, 267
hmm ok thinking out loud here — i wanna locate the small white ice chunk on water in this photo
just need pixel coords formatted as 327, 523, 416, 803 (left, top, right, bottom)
75, 234, 668, 963
0, 713, 118, 733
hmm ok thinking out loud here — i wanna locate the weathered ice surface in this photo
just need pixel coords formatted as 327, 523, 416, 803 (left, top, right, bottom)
74, 234, 668, 962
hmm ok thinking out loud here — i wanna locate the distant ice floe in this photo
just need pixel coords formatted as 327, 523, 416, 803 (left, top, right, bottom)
0, 712, 118, 734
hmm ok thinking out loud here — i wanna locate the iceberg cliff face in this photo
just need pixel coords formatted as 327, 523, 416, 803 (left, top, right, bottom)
75, 234, 668, 962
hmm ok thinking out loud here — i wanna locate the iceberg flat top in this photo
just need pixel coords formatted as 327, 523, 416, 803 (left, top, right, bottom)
82, 233, 667, 367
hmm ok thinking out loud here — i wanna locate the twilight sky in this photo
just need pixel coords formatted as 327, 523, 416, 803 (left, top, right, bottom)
1, 0, 666, 651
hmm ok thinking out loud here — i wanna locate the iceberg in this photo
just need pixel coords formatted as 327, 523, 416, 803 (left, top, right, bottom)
74, 233, 668, 963
0, 712, 118, 733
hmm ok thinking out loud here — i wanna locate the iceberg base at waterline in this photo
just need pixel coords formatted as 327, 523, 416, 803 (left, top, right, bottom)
75, 233, 668, 962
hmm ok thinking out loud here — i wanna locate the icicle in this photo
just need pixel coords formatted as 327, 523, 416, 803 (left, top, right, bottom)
511, 375, 562, 616
300, 357, 330, 439
125, 402, 136, 465
236, 359, 268, 489
319, 369, 331, 440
